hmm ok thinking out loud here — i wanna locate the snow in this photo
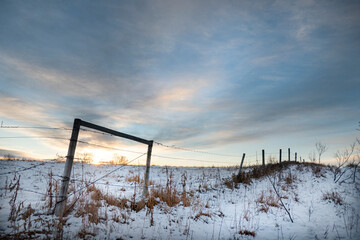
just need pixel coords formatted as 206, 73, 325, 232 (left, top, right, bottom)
0, 160, 359, 239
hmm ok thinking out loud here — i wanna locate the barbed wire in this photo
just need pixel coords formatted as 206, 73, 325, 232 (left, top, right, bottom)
77, 139, 241, 165
0, 123, 72, 131
1, 125, 358, 167
0, 153, 146, 200
0, 136, 69, 140
80, 127, 116, 137
65, 152, 146, 199
154, 141, 244, 158
77, 140, 145, 154
0, 187, 54, 197
152, 154, 237, 164
0, 162, 46, 176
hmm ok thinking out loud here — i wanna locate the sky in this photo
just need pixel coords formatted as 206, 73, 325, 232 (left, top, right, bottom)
0, 0, 359, 166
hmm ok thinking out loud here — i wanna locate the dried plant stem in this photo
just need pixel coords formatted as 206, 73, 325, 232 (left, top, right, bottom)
266, 175, 294, 223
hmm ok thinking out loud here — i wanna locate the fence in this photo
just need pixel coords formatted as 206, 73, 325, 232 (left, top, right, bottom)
0, 119, 316, 216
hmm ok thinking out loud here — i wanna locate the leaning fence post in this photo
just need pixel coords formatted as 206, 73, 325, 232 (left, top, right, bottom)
288, 148, 290, 162
262, 149, 265, 167
55, 118, 81, 216
237, 153, 246, 177
143, 140, 153, 197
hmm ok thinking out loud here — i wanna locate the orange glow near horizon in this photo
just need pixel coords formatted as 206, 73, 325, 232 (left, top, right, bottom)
80, 148, 117, 165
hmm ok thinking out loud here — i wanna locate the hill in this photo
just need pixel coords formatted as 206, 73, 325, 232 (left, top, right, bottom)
0, 160, 359, 239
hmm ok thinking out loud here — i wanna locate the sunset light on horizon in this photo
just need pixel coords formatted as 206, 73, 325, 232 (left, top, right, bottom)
0, 0, 359, 166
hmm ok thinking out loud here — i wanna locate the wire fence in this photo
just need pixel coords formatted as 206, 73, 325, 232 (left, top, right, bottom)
1, 122, 359, 201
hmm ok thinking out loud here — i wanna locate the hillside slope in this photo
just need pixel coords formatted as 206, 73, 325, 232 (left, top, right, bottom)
0, 160, 359, 239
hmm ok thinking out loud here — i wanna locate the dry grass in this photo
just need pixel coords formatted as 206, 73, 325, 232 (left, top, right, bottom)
21, 204, 35, 221
256, 190, 280, 209
301, 162, 329, 178
125, 174, 155, 185
239, 229, 256, 237
230, 162, 300, 187
194, 210, 212, 220
284, 171, 297, 185
323, 191, 343, 205
227, 162, 330, 188
150, 185, 181, 207
125, 175, 144, 184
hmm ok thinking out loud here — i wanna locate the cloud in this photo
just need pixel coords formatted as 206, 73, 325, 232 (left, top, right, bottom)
0, 148, 31, 159
0, 91, 58, 126
0, 0, 359, 159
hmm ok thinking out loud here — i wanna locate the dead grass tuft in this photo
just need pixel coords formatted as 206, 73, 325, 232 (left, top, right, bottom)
194, 210, 212, 220
125, 175, 143, 184
239, 229, 256, 237
256, 190, 280, 210
322, 191, 343, 205
284, 171, 297, 185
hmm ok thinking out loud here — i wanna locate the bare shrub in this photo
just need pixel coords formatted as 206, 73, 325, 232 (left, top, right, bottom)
315, 141, 327, 164
308, 151, 317, 163
110, 153, 128, 165
334, 143, 355, 183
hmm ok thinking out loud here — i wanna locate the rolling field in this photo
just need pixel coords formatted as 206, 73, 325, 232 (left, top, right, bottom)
0, 160, 359, 239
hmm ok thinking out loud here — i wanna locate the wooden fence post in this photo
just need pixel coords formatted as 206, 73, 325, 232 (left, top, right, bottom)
143, 140, 153, 197
288, 148, 290, 162
279, 149, 282, 163
237, 153, 246, 177
55, 118, 81, 216
295, 152, 297, 162
262, 149, 265, 167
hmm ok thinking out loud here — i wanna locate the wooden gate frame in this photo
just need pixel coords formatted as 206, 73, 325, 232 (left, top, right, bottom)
55, 118, 153, 216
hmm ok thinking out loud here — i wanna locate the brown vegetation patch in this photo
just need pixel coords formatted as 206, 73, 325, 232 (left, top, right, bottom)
239, 230, 256, 237
194, 210, 212, 220
322, 191, 343, 205
256, 190, 280, 209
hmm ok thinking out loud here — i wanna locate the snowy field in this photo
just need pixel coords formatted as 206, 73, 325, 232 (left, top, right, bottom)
0, 160, 359, 239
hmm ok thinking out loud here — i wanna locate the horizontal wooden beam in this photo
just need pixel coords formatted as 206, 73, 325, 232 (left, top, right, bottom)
78, 118, 151, 145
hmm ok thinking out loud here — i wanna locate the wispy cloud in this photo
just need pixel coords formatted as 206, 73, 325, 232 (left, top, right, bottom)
0, 0, 359, 160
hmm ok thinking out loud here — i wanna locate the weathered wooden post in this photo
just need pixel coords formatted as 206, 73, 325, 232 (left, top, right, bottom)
262, 149, 265, 167
288, 148, 290, 162
295, 152, 297, 162
237, 153, 246, 177
55, 118, 81, 216
143, 140, 153, 197
279, 149, 282, 163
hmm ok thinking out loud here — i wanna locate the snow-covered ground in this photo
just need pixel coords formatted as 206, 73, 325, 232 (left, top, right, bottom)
0, 160, 359, 239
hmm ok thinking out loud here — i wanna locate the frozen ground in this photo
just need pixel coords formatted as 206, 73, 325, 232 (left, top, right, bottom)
0, 160, 359, 239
